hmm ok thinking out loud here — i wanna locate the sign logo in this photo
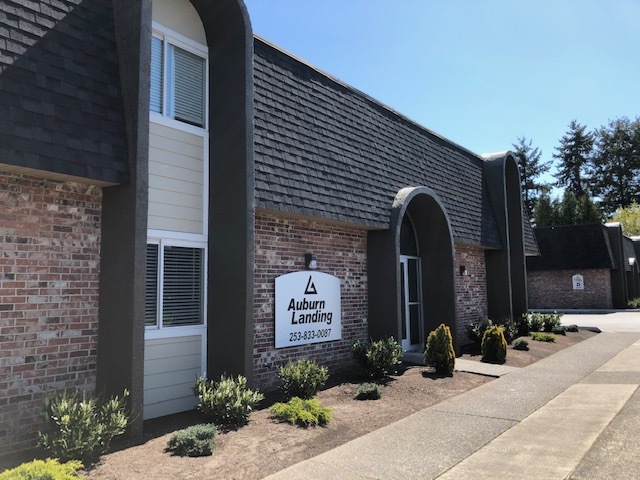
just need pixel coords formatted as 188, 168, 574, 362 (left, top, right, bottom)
572, 274, 584, 290
274, 271, 342, 348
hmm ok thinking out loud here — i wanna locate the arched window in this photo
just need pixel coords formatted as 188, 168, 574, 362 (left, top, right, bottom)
400, 214, 418, 256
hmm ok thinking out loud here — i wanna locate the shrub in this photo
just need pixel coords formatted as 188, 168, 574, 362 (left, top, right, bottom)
467, 318, 494, 345
354, 382, 382, 400
278, 359, 328, 400
0, 459, 82, 480
513, 339, 529, 351
628, 297, 640, 309
481, 325, 507, 363
195, 374, 264, 427
527, 313, 545, 332
566, 324, 579, 332
542, 313, 562, 332
270, 397, 332, 427
424, 323, 455, 375
531, 332, 556, 342
351, 337, 402, 378
39, 389, 129, 467
551, 325, 567, 335
167, 423, 217, 457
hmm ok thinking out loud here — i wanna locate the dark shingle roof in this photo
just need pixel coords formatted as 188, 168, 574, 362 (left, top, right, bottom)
527, 224, 616, 271
253, 38, 501, 248
0, 0, 128, 184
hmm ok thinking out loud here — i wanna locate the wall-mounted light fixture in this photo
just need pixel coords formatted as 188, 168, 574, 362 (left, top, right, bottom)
459, 265, 469, 276
305, 253, 317, 270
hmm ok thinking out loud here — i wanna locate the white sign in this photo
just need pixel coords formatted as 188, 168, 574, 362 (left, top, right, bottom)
275, 271, 341, 348
572, 274, 584, 290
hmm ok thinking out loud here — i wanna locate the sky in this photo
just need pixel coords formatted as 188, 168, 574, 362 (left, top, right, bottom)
243, 0, 640, 190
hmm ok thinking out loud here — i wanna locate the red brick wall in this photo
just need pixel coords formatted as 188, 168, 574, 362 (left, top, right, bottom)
455, 244, 488, 344
253, 213, 368, 389
0, 172, 101, 455
527, 269, 612, 309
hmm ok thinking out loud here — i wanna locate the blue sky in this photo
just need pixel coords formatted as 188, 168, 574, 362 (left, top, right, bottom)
244, 0, 640, 189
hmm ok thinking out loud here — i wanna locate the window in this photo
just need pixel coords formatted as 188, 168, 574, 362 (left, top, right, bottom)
146, 242, 205, 328
150, 31, 207, 128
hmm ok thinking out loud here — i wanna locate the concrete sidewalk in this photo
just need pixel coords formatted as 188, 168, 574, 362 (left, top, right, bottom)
265, 331, 640, 480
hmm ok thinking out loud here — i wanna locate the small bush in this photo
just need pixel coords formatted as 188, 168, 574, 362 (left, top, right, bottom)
628, 297, 640, 309
352, 337, 402, 378
270, 397, 332, 427
354, 382, 382, 400
542, 313, 562, 332
0, 459, 83, 480
39, 389, 129, 467
531, 332, 556, 342
527, 313, 545, 332
424, 323, 455, 375
481, 325, 507, 363
467, 318, 494, 345
513, 339, 529, 351
566, 324, 579, 332
195, 374, 263, 427
167, 423, 217, 457
551, 325, 567, 335
278, 359, 328, 400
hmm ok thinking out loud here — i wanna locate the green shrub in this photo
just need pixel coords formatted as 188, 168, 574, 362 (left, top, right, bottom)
481, 325, 507, 363
542, 313, 562, 332
566, 324, 579, 332
467, 318, 494, 345
513, 339, 529, 351
0, 459, 83, 480
351, 337, 402, 378
278, 359, 328, 400
195, 374, 263, 427
424, 323, 456, 375
527, 313, 545, 332
270, 397, 332, 427
39, 389, 129, 467
354, 382, 382, 400
531, 332, 556, 342
167, 423, 217, 457
628, 297, 640, 309
551, 325, 567, 335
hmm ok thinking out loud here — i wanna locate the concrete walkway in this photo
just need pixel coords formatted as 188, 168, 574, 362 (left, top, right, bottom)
265, 317, 640, 479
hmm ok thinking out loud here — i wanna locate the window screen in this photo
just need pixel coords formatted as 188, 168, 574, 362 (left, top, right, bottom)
172, 45, 205, 127
162, 246, 204, 327
150, 36, 163, 114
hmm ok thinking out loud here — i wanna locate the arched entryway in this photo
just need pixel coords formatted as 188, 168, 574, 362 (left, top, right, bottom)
368, 187, 458, 352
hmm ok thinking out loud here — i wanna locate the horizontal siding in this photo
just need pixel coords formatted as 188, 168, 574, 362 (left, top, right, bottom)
144, 335, 203, 419
148, 122, 205, 234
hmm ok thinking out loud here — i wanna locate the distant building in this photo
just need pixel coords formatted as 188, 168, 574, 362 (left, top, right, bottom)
527, 223, 640, 310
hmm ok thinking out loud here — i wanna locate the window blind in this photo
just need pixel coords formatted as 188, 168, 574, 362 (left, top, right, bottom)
172, 45, 205, 127
150, 36, 163, 114
162, 246, 204, 327
145, 244, 159, 326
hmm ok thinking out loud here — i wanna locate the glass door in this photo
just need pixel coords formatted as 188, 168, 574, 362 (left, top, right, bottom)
400, 255, 424, 352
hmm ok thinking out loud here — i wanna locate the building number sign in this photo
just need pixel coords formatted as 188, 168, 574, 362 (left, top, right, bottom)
572, 274, 584, 290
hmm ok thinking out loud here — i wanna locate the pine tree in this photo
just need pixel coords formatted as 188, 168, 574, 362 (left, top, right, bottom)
591, 117, 640, 216
512, 136, 551, 217
533, 191, 558, 227
559, 190, 579, 225
577, 192, 602, 224
553, 120, 594, 197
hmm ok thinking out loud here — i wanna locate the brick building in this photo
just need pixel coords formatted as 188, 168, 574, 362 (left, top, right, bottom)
527, 223, 640, 310
0, 0, 536, 455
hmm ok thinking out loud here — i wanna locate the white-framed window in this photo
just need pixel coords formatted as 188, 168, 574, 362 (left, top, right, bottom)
146, 239, 207, 330
151, 25, 207, 129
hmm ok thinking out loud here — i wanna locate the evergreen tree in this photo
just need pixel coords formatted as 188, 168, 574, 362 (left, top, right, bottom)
577, 192, 602, 224
553, 120, 594, 197
591, 117, 640, 216
533, 191, 558, 227
559, 190, 579, 225
533, 190, 601, 227
512, 136, 551, 217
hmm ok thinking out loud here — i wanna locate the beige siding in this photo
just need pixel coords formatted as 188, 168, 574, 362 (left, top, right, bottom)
149, 122, 205, 234
152, 0, 206, 45
144, 335, 203, 420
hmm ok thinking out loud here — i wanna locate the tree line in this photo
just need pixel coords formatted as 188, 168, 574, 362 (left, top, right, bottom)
513, 116, 640, 231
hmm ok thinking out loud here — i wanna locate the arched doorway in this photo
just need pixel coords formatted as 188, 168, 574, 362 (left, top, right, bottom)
399, 214, 424, 351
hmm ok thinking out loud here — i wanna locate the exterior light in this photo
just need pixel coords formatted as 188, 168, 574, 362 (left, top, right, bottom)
459, 265, 469, 276
305, 253, 317, 270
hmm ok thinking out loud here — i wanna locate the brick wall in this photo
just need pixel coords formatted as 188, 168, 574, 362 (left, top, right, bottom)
455, 244, 488, 344
527, 269, 612, 309
253, 213, 368, 389
0, 171, 101, 455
